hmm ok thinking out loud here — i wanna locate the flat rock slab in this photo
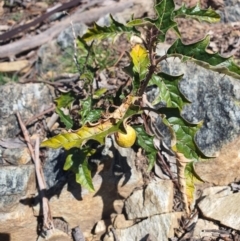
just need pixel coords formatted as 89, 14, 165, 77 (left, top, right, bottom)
124, 180, 173, 219
0, 203, 38, 241
194, 136, 240, 185
198, 192, 240, 230
116, 212, 182, 241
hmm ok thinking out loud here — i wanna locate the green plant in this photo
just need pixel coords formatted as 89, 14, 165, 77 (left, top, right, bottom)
0, 73, 19, 85
41, 0, 240, 212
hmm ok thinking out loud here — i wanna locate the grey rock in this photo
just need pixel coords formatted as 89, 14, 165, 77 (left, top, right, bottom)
97, 14, 126, 27
198, 192, 240, 230
160, 58, 240, 156
2, 147, 31, 165
124, 180, 173, 219
0, 83, 54, 139
115, 212, 182, 241
57, 23, 88, 49
0, 165, 35, 212
220, 1, 240, 23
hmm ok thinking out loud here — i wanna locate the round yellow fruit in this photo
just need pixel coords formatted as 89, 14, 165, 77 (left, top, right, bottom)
115, 124, 136, 148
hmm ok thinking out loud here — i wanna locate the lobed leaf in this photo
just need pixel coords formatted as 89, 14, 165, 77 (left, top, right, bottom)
167, 35, 240, 78
55, 107, 73, 129
64, 148, 95, 191
145, 0, 177, 42
164, 117, 203, 161
82, 14, 139, 42
79, 97, 102, 126
173, 3, 220, 23
134, 126, 158, 171
149, 73, 189, 110
126, 19, 150, 27
55, 92, 75, 108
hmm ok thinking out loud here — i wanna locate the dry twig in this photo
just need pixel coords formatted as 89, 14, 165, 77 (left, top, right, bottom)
16, 111, 54, 229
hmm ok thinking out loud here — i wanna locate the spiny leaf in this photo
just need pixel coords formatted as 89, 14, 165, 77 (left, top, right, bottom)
55, 107, 73, 129
41, 103, 141, 150
130, 44, 150, 94
82, 14, 139, 42
64, 148, 95, 191
134, 126, 156, 153
55, 92, 75, 108
126, 19, 150, 27
145, 0, 177, 42
134, 126, 158, 171
167, 35, 240, 78
163, 116, 203, 161
149, 73, 190, 110
79, 97, 101, 126
174, 3, 220, 23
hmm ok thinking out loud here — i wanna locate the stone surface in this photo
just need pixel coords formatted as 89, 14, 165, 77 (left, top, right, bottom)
2, 147, 31, 165
200, 186, 232, 198
0, 202, 38, 241
113, 199, 124, 214
113, 214, 136, 229
115, 212, 183, 241
220, 0, 240, 23
192, 219, 219, 239
0, 83, 54, 139
124, 180, 173, 219
0, 164, 36, 212
93, 220, 108, 234
57, 23, 88, 49
194, 136, 240, 185
37, 229, 71, 241
112, 140, 144, 198
160, 58, 240, 157
33, 141, 143, 236
198, 192, 240, 230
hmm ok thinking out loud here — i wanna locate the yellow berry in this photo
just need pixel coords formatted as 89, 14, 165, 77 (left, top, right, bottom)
115, 124, 136, 148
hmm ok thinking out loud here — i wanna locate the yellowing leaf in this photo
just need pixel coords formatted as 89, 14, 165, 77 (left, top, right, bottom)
130, 44, 150, 80
41, 97, 141, 150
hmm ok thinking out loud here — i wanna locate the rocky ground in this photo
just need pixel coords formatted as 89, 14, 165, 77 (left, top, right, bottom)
1, 0, 240, 241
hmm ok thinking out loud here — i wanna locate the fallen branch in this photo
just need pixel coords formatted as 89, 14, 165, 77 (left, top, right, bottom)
0, 0, 83, 41
0, 0, 133, 59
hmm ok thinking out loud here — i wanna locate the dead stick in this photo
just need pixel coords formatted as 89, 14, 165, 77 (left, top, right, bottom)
35, 136, 54, 229
16, 112, 54, 229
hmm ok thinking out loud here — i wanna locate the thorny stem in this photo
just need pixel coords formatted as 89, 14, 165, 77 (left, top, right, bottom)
138, 26, 167, 96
